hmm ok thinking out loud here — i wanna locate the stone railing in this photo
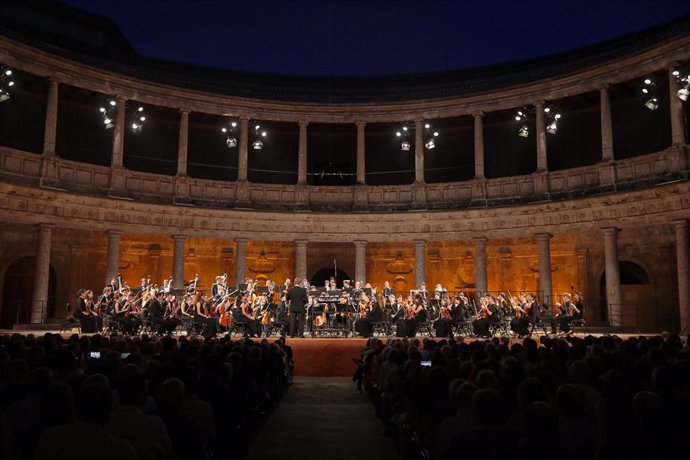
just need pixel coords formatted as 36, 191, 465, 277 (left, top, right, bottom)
0, 145, 687, 213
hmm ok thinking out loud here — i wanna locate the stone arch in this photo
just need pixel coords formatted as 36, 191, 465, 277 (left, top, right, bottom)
310, 267, 352, 288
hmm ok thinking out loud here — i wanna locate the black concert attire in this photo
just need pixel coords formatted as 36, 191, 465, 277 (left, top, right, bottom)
149, 297, 176, 334
273, 301, 289, 336
113, 299, 138, 334
76, 297, 99, 333
194, 301, 218, 337
434, 308, 453, 337
396, 304, 427, 337
234, 304, 260, 337
355, 303, 383, 338
287, 285, 308, 338
509, 304, 531, 337
473, 302, 500, 337
382, 287, 394, 298
554, 299, 581, 333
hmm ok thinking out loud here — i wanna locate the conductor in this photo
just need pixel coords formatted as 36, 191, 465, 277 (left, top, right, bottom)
287, 277, 309, 338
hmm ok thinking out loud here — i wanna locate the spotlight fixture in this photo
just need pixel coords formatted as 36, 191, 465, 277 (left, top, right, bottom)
678, 85, 689, 102
252, 124, 267, 150
98, 100, 146, 132
99, 99, 116, 129
0, 65, 16, 103
644, 98, 659, 111
518, 125, 529, 138
220, 119, 267, 150
514, 106, 561, 137
394, 122, 439, 151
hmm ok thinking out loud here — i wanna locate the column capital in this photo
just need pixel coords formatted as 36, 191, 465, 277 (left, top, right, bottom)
295, 239, 308, 246
354, 240, 368, 247
413, 239, 426, 247
472, 110, 484, 118
535, 232, 553, 241
106, 229, 123, 237
533, 99, 545, 107
235, 237, 248, 244
414, 118, 424, 125
602, 227, 620, 237
115, 94, 128, 103
179, 108, 190, 116
473, 236, 488, 244
598, 83, 612, 92
36, 223, 55, 231
172, 234, 187, 242
673, 219, 689, 229
48, 77, 61, 86
239, 114, 250, 121
355, 120, 367, 127
298, 119, 309, 127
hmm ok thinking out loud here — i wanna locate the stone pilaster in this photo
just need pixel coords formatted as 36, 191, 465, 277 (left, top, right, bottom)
112, 96, 126, 168
535, 101, 547, 172
43, 79, 59, 156
474, 237, 488, 295
295, 240, 308, 280
674, 220, 690, 335
31, 224, 53, 324
172, 235, 186, 290
670, 67, 686, 146
603, 227, 622, 326
298, 120, 308, 185
356, 121, 366, 185
600, 86, 614, 161
238, 116, 249, 182
414, 239, 426, 288
414, 119, 424, 184
473, 111, 485, 179
354, 240, 367, 283
235, 238, 247, 286
104, 230, 122, 286
177, 110, 189, 176
536, 233, 553, 310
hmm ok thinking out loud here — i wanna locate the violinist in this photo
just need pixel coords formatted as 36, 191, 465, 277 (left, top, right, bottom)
160, 292, 181, 334
396, 294, 426, 337
434, 298, 454, 337
76, 289, 99, 333
235, 294, 260, 337
355, 294, 383, 338
508, 293, 530, 337
114, 292, 138, 334
193, 293, 218, 338
473, 296, 498, 338
552, 293, 581, 334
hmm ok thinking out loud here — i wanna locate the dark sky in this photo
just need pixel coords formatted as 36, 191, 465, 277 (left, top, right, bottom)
61, 0, 690, 76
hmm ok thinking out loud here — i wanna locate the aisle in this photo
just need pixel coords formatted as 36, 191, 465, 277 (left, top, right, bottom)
247, 377, 400, 460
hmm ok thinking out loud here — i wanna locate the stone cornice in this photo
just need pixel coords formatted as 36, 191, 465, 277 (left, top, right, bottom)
1, 29, 690, 122
1, 180, 688, 242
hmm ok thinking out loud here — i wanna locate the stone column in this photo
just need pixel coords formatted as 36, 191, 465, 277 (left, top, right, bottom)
177, 110, 189, 176
535, 101, 547, 172
354, 240, 367, 283
536, 233, 553, 310
104, 230, 122, 286
238, 116, 249, 181
670, 68, 686, 146
43, 79, 59, 155
474, 237, 488, 295
603, 228, 622, 326
473, 111, 485, 179
295, 240, 308, 280
298, 120, 308, 185
600, 86, 614, 161
674, 220, 690, 335
31, 224, 53, 324
111, 96, 126, 168
172, 235, 186, 290
235, 238, 247, 286
356, 121, 366, 185
414, 119, 424, 184
414, 240, 426, 288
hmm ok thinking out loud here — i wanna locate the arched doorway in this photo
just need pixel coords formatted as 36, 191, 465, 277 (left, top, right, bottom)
310, 267, 352, 288
600, 261, 654, 330
1, 257, 57, 328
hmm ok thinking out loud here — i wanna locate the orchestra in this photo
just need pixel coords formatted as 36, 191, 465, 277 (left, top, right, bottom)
67, 270, 585, 340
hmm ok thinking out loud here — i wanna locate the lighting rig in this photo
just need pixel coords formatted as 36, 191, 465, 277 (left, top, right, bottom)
394, 122, 439, 151
514, 105, 562, 137
0, 65, 16, 103
672, 66, 690, 102
221, 120, 268, 150
98, 99, 147, 132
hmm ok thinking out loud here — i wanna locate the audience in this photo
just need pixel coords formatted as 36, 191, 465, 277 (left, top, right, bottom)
358, 333, 690, 460
0, 333, 292, 460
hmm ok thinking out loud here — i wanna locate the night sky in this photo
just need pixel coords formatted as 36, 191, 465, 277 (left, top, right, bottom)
60, 0, 690, 77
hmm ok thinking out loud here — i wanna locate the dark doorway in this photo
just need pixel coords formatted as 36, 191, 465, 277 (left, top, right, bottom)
310, 268, 352, 289
599, 261, 654, 328
1, 257, 57, 328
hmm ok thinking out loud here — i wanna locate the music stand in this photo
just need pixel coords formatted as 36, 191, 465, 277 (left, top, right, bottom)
256, 286, 269, 295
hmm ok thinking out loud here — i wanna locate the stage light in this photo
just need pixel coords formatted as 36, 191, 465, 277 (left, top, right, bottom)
433, 131, 439, 137
99, 107, 106, 113
140, 116, 146, 122
226, 137, 237, 148
672, 69, 680, 77
401, 141, 411, 151
0, 91, 9, 103
518, 125, 529, 137
138, 106, 143, 112
231, 122, 237, 127
110, 100, 116, 106
644, 78, 652, 85
425, 139, 435, 149
546, 123, 558, 135
396, 131, 402, 137
252, 139, 263, 150
424, 123, 430, 129
544, 107, 551, 113
7, 81, 14, 87
678, 87, 689, 102
645, 98, 659, 111
402, 126, 408, 131
261, 131, 267, 137
4, 69, 11, 76
221, 127, 227, 133
0, 65, 16, 102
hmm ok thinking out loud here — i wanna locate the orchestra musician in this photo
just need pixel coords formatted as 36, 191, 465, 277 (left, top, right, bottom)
287, 277, 308, 338
473, 295, 500, 338
433, 297, 453, 337
355, 294, 383, 338
508, 293, 531, 337
396, 294, 427, 337
76, 289, 99, 333
382, 281, 394, 298
552, 293, 581, 334
192, 293, 218, 337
